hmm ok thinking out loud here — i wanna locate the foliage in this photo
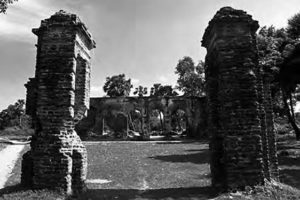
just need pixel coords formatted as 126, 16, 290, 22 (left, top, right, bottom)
0, 99, 26, 130
287, 12, 300, 39
150, 83, 178, 97
104, 111, 127, 138
133, 85, 148, 97
103, 74, 133, 97
171, 109, 186, 132
257, 24, 300, 140
149, 109, 164, 133
175, 56, 205, 97
0, 0, 18, 14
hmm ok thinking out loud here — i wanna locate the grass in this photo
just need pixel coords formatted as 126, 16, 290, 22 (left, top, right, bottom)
85, 141, 210, 189
0, 127, 33, 140
1, 139, 300, 199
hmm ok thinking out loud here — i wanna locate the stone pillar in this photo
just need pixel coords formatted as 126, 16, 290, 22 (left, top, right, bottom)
263, 75, 279, 180
21, 10, 96, 194
202, 7, 266, 189
256, 68, 271, 180
25, 78, 38, 126
141, 106, 150, 140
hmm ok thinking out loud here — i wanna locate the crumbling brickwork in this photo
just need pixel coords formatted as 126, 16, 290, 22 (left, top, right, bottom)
21, 10, 95, 194
76, 96, 207, 139
202, 7, 278, 189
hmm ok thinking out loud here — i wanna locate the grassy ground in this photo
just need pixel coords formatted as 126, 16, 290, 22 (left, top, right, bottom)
278, 139, 300, 190
85, 141, 210, 190
0, 127, 33, 140
1, 139, 300, 199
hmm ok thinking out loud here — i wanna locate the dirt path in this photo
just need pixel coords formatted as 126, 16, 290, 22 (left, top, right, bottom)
0, 145, 25, 189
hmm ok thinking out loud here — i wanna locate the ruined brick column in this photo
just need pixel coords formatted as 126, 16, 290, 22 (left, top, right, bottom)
21, 10, 96, 194
24, 78, 38, 126
202, 7, 266, 189
263, 75, 279, 180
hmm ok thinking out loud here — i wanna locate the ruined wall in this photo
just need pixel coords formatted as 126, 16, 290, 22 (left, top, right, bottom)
202, 7, 278, 189
76, 96, 207, 139
21, 10, 96, 194
25, 78, 37, 123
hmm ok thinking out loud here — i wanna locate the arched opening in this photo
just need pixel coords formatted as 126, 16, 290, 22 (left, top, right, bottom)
149, 108, 164, 136
170, 108, 187, 138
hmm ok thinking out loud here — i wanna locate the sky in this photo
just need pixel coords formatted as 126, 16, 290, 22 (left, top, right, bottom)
0, 0, 300, 110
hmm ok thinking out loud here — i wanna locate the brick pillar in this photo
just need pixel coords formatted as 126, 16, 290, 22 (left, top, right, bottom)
256, 68, 271, 180
25, 78, 38, 127
202, 7, 265, 189
21, 10, 95, 194
263, 75, 279, 180
161, 97, 172, 136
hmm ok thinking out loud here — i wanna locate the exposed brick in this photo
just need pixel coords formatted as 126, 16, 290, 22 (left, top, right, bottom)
202, 7, 278, 190
21, 10, 95, 194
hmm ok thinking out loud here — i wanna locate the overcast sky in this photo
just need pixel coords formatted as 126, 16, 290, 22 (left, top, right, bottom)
0, 0, 299, 110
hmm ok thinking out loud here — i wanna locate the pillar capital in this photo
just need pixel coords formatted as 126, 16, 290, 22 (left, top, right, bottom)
32, 10, 96, 50
202, 7, 259, 50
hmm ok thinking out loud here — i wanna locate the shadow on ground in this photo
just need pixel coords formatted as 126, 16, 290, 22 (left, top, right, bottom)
278, 141, 300, 190
149, 149, 210, 164
0, 184, 217, 200
279, 156, 300, 190
70, 186, 217, 200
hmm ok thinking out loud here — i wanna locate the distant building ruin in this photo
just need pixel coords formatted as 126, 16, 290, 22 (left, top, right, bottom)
76, 96, 207, 139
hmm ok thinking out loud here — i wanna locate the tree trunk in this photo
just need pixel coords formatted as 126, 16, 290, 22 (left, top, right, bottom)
159, 112, 164, 133
282, 89, 300, 140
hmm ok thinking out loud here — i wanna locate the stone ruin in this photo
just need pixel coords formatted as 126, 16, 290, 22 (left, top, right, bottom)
76, 96, 207, 139
202, 7, 278, 189
21, 7, 279, 194
22, 10, 95, 194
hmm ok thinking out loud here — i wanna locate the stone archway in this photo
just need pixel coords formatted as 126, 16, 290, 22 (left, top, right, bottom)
21, 10, 96, 194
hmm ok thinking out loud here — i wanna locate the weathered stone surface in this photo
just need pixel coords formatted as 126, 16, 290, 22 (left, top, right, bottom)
21, 10, 95, 194
202, 7, 278, 190
76, 96, 207, 139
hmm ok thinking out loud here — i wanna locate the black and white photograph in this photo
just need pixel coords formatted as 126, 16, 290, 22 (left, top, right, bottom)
0, 0, 300, 199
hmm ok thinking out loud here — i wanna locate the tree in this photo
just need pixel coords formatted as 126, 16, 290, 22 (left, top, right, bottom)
150, 83, 178, 97
0, 99, 25, 129
0, 0, 18, 14
133, 85, 148, 97
175, 56, 205, 97
103, 74, 132, 97
257, 24, 300, 140
280, 43, 300, 140
287, 12, 300, 39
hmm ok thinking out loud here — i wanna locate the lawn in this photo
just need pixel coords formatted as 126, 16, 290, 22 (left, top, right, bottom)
85, 141, 211, 190
1, 139, 300, 200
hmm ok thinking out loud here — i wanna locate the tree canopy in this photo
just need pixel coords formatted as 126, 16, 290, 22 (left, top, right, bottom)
0, 0, 18, 14
287, 12, 300, 39
175, 56, 205, 97
150, 83, 178, 97
257, 21, 300, 139
0, 99, 25, 129
103, 74, 133, 97
133, 85, 148, 97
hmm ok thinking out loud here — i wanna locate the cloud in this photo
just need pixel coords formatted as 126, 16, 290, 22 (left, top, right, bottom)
90, 85, 104, 97
131, 78, 140, 85
0, 0, 54, 42
158, 75, 168, 84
